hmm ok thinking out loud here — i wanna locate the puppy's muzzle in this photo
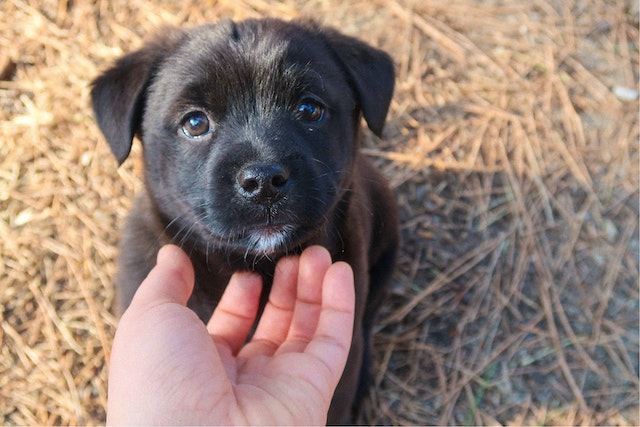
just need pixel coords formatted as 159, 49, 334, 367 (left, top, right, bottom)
236, 163, 290, 205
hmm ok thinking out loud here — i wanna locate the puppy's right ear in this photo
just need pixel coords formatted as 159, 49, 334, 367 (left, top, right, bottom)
90, 28, 185, 165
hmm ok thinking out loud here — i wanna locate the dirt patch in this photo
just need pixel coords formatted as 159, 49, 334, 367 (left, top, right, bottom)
1, 0, 637, 424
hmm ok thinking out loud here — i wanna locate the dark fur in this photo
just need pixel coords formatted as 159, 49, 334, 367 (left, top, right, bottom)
91, 18, 398, 424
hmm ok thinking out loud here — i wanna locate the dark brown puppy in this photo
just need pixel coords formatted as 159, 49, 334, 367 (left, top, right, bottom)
91, 18, 398, 424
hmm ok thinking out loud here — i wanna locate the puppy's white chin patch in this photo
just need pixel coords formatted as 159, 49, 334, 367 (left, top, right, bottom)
247, 224, 295, 254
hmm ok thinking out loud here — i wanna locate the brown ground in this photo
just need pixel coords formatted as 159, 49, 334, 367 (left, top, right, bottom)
1, 0, 638, 425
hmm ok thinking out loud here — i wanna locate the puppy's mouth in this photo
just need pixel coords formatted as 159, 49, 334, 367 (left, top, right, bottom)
219, 219, 319, 257
242, 223, 297, 254
166, 196, 322, 257
220, 197, 324, 255
189, 209, 311, 256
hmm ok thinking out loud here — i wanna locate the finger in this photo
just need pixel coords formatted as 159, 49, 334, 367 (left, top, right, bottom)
276, 246, 333, 355
304, 261, 355, 384
128, 244, 195, 310
206, 271, 263, 355
240, 254, 299, 358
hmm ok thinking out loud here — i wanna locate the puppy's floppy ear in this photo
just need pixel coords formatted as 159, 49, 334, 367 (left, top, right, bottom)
317, 25, 395, 136
90, 27, 186, 165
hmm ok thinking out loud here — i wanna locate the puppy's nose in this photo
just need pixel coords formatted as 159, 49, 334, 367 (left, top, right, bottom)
237, 164, 290, 202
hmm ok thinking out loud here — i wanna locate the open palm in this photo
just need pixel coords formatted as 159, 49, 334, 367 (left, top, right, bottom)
107, 244, 355, 426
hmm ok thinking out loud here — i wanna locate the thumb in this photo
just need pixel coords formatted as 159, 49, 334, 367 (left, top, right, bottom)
128, 244, 196, 310
108, 245, 198, 425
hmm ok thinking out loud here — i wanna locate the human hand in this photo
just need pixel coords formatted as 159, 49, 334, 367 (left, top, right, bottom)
106, 244, 355, 425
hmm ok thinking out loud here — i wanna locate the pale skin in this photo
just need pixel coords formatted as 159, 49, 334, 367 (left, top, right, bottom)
107, 244, 355, 425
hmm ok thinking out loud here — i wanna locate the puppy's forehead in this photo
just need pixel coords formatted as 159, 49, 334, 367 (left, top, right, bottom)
187, 20, 291, 67
153, 20, 348, 110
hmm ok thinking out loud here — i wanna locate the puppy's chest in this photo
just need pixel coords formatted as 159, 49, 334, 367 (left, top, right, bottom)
187, 253, 278, 321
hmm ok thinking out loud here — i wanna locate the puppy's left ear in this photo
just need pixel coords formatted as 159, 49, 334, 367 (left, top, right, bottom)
90, 27, 186, 165
320, 27, 395, 136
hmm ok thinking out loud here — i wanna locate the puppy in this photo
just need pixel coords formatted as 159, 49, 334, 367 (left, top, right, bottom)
91, 18, 398, 424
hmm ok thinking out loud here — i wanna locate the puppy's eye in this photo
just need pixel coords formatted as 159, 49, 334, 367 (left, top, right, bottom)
295, 99, 325, 123
181, 111, 211, 138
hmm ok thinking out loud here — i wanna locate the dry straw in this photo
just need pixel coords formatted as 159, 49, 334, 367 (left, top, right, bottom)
1, 0, 638, 425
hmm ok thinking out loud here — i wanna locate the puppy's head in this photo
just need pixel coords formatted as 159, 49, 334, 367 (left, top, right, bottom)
91, 18, 394, 256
